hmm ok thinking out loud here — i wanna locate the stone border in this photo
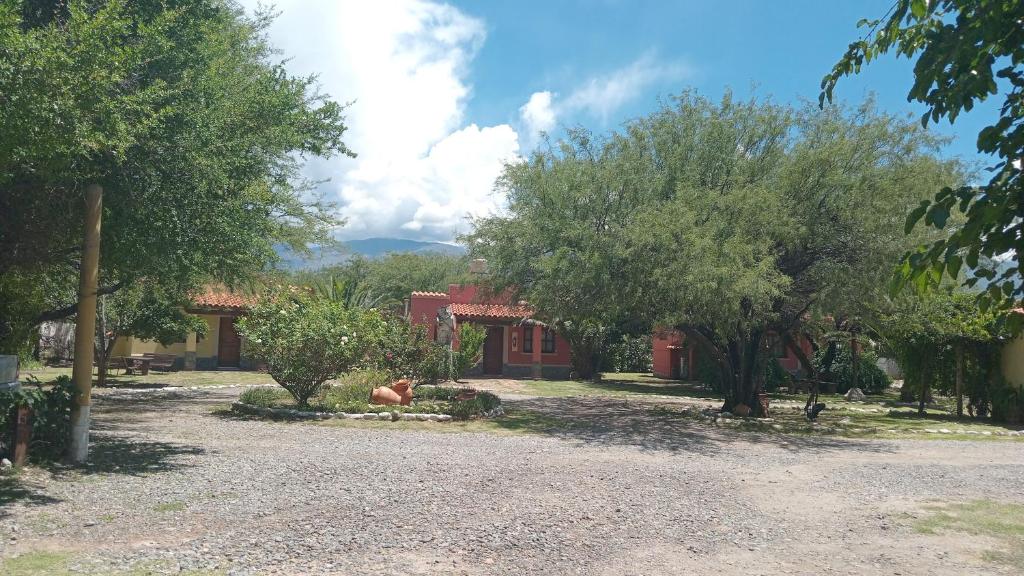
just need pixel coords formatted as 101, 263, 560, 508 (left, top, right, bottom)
231, 401, 453, 422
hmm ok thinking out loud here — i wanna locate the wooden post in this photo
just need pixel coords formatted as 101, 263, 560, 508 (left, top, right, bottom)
955, 344, 964, 418
68, 184, 102, 464
13, 406, 31, 466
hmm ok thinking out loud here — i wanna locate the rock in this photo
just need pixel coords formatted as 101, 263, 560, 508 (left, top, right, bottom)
0, 458, 11, 470
844, 388, 866, 401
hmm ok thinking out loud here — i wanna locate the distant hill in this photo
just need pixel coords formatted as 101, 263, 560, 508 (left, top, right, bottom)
344, 237, 466, 258
275, 237, 466, 270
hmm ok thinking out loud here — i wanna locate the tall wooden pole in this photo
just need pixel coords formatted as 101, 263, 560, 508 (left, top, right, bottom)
68, 184, 102, 464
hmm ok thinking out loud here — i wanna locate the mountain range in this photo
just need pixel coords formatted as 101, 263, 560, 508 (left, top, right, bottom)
276, 237, 466, 270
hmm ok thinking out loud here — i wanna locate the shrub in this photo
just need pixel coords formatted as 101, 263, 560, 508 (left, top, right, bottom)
236, 292, 380, 407
450, 323, 486, 381
238, 387, 291, 408
0, 375, 73, 462
603, 335, 653, 373
991, 383, 1024, 424
416, 386, 501, 420
814, 346, 891, 394
417, 343, 450, 385
374, 318, 442, 382
318, 369, 391, 411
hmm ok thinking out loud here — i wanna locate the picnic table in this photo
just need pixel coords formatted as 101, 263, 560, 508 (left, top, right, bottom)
124, 355, 152, 376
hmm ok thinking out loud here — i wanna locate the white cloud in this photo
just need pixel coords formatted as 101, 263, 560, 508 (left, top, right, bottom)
519, 90, 557, 146
515, 54, 690, 148
240, 0, 519, 241
564, 53, 688, 122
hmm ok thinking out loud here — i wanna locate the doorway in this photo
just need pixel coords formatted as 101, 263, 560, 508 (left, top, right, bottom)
482, 326, 504, 375
218, 316, 241, 368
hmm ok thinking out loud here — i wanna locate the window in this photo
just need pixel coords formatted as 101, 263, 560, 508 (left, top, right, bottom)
541, 329, 556, 354
522, 326, 533, 353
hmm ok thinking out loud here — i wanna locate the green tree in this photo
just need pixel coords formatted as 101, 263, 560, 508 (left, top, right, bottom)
464, 128, 650, 379
94, 282, 208, 386
822, 0, 1024, 319
0, 0, 352, 350
469, 91, 961, 412
236, 292, 380, 408
875, 289, 1005, 416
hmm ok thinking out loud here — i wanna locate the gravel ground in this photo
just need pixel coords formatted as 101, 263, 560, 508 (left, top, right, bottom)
1, 385, 1023, 575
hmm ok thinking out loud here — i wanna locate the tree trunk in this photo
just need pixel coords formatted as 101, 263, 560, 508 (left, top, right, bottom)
955, 343, 964, 418
850, 336, 859, 392
820, 340, 838, 382
918, 365, 929, 415
96, 295, 108, 388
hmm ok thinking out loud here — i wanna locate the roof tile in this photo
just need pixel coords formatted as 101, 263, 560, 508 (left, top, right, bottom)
450, 302, 534, 320
191, 287, 255, 310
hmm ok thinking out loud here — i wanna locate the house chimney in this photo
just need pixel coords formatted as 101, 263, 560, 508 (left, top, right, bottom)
469, 258, 488, 275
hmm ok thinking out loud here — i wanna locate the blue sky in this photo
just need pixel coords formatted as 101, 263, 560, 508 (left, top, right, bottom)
463, 0, 992, 159
244, 0, 995, 243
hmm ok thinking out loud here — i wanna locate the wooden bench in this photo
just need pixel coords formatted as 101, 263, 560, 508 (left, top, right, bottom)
140, 353, 178, 372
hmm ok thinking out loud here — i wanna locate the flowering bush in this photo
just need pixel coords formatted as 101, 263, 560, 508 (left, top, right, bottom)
236, 292, 380, 407
373, 317, 444, 383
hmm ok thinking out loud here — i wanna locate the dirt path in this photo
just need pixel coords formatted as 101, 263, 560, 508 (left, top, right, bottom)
1, 386, 1023, 575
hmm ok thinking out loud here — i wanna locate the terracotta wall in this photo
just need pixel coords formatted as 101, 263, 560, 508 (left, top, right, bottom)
652, 329, 685, 378
409, 293, 450, 339
506, 325, 572, 366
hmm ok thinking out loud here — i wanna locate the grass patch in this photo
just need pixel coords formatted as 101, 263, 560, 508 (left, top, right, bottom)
21, 366, 274, 389
1, 551, 69, 576
915, 500, 1024, 570
152, 500, 186, 513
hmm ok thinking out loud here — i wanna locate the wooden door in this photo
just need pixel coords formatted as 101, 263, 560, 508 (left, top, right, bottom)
218, 316, 241, 368
483, 326, 504, 375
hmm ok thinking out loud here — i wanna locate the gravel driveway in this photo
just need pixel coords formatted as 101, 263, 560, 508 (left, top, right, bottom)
2, 386, 1023, 575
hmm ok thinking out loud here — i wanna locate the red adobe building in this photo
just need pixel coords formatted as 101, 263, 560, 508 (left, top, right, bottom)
652, 328, 814, 380
409, 284, 572, 379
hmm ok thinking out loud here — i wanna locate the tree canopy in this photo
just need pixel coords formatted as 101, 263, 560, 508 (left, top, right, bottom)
822, 0, 1024, 320
467, 92, 962, 411
0, 0, 352, 350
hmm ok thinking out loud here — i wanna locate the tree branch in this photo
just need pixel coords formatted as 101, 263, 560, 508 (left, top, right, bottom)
33, 282, 127, 325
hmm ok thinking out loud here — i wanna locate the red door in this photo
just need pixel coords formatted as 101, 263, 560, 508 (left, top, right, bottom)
483, 326, 503, 375
218, 316, 241, 368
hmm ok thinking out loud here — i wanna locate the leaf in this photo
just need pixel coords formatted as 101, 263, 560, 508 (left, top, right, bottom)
947, 254, 963, 278
909, 0, 926, 20
905, 202, 928, 234
926, 204, 950, 228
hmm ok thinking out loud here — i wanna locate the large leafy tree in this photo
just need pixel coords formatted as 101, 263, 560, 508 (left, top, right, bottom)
622, 94, 959, 413
464, 128, 652, 379
0, 0, 352, 350
468, 92, 961, 411
821, 0, 1024, 320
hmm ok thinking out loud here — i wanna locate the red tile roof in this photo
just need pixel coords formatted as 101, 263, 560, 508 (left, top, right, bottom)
191, 287, 255, 311
450, 302, 534, 320
411, 291, 449, 298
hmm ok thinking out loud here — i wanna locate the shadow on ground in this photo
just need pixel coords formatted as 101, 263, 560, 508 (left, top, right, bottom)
498, 396, 897, 456
0, 475, 61, 517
